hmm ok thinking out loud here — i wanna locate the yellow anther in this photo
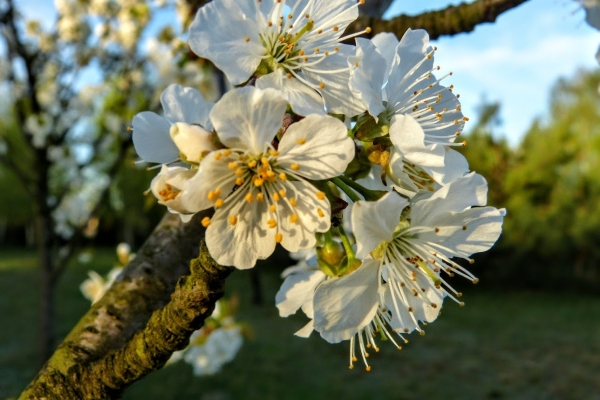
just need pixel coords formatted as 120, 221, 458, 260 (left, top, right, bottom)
365, 27, 371, 33
266, 170, 276, 178
279, 189, 286, 198
275, 233, 283, 243
269, 205, 276, 213
245, 193, 254, 203
291, 163, 300, 171
273, 193, 280, 202
289, 198, 297, 207
244, 37, 250, 42
248, 160, 258, 168
318, 83, 325, 89
286, 73, 292, 79
223, 149, 232, 157
229, 215, 238, 225
236, 168, 244, 176
214, 152, 222, 161
290, 214, 298, 223
317, 208, 324, 217
279, 172, 287, 180
261, 156, 269, 165
269, 149, 279, 156
228, 162, 238, 170
201, 216, 211, 227
333, 26, 339, 31
236, 177, 244, 185
214, 188, 221, 197
254, 178, 264, 187
268, 219, 277, 228
208, 191, 218, 202
257, 193, 264, 202
296, 138, 306, 145
215, 198, 224, 208
316, 191, 325, 200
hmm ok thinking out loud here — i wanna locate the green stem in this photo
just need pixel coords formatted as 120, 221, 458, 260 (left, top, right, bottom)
331, 177, 361, 202
337, 223, 355, 262
338, 175, 386, 201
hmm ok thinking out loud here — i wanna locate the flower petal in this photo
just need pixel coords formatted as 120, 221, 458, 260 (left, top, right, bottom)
349, 38, 387, 119
160, 84, 214, 130
295, 320, 314, 338
132, 112, 178, 164
352, 192, 409, 259
417, 206, 505, 258
389, 114, 446, 169
278, 114, 354, 180
411, 172, 488, 227
180, 151, 238, 213
275, 269, 326, 317
302, 46, 366, 116
188, 0, 264, 85
205, 191, 276, 269
371, 32, 399, 78
313, 259, 381, 343
256, 69, 325, 116
210, 87, 287, 154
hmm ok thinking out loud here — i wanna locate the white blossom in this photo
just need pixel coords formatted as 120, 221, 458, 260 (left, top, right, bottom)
188, 0, 367, 116
181, 87, 354, 269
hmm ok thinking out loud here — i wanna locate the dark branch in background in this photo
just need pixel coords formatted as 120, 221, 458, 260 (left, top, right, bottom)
359, 0, 395, 17
21, 213, 233, 399
349, 0, 529, 40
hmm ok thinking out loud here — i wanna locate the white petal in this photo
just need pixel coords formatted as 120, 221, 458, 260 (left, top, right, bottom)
356, 164, 391, 192
160, 84, 214, 130
150, 165, 196, 215
417, 206, 505, 258
256, 70, 325, 116
188, 0, 264, 85
275, 270, 326, 317
386, 29, 433, 106
210, 87, 287, 154
132, 112, 178, 164
389, 114, 445, 169
303, 46, 366, 116
294, 320, 314, 338
313, 259, 380, 343
371, 32, 399, 77
411, 172, 488, 227
278, 114, 354, 180
169, 123, 215, 163
205, 189, 276, 269
180, 151, 237, 212
436, 148, 469, 185
349, 38, 386, 119
352, 192, 409, 259
276, 180, 330, 252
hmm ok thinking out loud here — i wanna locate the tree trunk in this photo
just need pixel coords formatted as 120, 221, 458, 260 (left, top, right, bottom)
35, 205, 55, 365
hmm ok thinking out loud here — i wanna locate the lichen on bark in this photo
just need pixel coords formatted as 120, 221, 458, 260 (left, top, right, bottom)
20, 213, 233, 400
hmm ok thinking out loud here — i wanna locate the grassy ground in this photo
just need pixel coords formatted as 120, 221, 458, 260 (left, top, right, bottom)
1, 248, 600, 400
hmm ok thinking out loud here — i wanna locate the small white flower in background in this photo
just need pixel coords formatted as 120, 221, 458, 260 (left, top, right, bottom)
80, 243, 134, 304
188, 0, 367, 116
132, 84, 215, 165
80, 267, 123, 304
181, 87, 354, 269
167, 298, 247, 376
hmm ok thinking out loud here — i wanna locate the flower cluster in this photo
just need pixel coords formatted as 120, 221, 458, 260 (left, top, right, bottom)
132, 0, 505, 371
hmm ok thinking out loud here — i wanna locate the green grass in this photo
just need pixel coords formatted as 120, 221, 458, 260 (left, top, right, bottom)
1, 248, 600, 400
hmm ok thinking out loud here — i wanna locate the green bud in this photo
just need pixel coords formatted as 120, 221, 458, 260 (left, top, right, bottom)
255, 57, 275, 77
317, 239, 346, 276
354, 113, 390, 142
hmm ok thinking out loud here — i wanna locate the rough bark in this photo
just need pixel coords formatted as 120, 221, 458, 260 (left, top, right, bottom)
349, 0, 529, 40
20, 211, 233, 399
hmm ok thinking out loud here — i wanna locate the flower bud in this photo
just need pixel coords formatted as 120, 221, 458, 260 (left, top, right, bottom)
354, 113, 390, 142
169, 122, 217, 163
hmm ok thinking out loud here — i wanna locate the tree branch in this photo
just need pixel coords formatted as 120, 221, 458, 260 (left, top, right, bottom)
21, 213, 232, 399
348, 0, 529, 40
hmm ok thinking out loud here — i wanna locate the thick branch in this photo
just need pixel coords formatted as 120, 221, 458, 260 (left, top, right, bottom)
21, 212, 230, 399
349, 0, 529, 40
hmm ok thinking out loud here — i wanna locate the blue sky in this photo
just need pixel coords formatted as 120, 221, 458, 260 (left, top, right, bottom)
15, 0, 600, 146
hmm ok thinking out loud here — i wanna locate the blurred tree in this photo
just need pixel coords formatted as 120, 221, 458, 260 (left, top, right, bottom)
503, 69, 600, 288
